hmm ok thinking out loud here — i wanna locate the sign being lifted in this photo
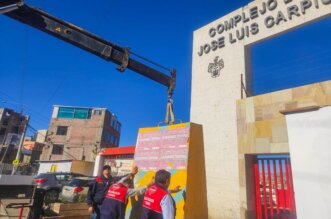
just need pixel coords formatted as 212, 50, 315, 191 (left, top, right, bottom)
134, 124, 190, 170
126, 123, 208, 219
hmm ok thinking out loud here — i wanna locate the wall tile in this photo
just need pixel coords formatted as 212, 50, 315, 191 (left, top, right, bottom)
237, 118, 247, 135
271, 89, 293, 103
262, 104, 273, 120
245, 98, 255, 123
272, 124, 288, 143
255, 107, 263, 121
326, 94, 331, 105
247, 125, 256, 153
255, 121, 272, 138
320, 81, 331, 94
270, 143, 289, 153
292, 84, 314, 99
272, 103, 285, 119
285, 101, 298, 111
253, 95, 272, 107
255, 137, 270, 153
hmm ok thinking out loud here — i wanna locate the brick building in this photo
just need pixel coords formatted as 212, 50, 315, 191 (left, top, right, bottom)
40, 105, 121, 162
21, 139, 44, 164
0, 108, 28, 164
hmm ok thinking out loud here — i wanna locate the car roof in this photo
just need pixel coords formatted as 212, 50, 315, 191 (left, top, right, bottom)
39, 172, 85, 175
72, 177, 95, 180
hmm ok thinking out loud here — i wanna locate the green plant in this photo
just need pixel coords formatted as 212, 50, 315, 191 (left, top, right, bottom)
78, 194, 87, 203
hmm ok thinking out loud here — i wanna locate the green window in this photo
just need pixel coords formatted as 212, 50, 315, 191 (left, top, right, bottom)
57, 107, 74, 118
57, 107, 91, 119
75, 108, 90, 119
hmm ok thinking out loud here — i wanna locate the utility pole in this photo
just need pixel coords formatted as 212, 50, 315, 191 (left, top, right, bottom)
11, 115, 30, 175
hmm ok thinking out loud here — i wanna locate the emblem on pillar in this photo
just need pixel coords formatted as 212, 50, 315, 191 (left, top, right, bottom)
208, 56, 224, 78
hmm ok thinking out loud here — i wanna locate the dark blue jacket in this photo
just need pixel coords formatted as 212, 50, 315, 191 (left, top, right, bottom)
87, 175, 128, 206
100, 198, 126, 219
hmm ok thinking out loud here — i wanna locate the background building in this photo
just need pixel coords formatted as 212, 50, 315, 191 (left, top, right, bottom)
35, 129, 47, 143
0, 108, 27, 145
40, 105, 121, 162
22, 138, 44, 164
93, 146, 135, 176
0, 108, 28, 166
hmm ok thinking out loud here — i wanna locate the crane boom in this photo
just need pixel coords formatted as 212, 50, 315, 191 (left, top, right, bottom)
1, 0, 176, 97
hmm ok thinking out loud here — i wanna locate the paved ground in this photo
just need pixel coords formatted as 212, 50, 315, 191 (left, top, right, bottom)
0, 199, 30, 219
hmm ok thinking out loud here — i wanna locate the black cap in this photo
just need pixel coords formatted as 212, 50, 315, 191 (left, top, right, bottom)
102, 165, 111, 171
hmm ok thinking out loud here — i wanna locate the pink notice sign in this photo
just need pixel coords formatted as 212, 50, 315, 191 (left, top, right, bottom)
134, 124, 190, 171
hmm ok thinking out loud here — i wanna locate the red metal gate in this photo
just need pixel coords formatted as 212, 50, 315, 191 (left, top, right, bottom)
254, 156, 296, 219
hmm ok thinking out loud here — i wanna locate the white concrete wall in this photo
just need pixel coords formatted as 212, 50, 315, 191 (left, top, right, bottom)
51, 106, 59, 118
36, 130, 47, 143
93, 155, 103, 176
286, 106, 331, 219
191, 0, 330, 218
37, 161, 72, 174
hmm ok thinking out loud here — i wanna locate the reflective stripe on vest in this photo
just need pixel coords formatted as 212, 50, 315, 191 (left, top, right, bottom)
105, 183, 128, 203
143, 185, 168, 214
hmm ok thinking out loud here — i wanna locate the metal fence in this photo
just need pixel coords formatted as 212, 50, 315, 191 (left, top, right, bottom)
254, 157, 296, 219
0, 163, 13, 175
0, 163, 38, 175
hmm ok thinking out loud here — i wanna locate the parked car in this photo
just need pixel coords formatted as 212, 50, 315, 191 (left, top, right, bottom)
33, 172, 85, 203
60, 177, 95, 203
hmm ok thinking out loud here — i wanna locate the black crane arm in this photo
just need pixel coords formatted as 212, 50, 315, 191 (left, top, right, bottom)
1, 1, 176, 97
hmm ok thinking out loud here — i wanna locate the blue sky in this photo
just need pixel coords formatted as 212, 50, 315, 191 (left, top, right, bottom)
0, 0, 330, 146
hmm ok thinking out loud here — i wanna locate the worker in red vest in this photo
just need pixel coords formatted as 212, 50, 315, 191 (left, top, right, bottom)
100, 177, 150, 219
141, 169, 176, 219
88, 165, 138, 219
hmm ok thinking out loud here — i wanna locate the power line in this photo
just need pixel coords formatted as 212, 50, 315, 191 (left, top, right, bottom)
38, 73, 70, 114
0, 91, 50, 123
19, 28, 29, 113
0, 101, 49, 128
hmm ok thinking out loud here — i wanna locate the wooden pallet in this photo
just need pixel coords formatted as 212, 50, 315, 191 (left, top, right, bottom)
43, 203, 90, 219
0, 199, 30, 219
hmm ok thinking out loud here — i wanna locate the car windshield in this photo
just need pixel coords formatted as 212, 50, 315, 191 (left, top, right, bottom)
67, 179, 92, 187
